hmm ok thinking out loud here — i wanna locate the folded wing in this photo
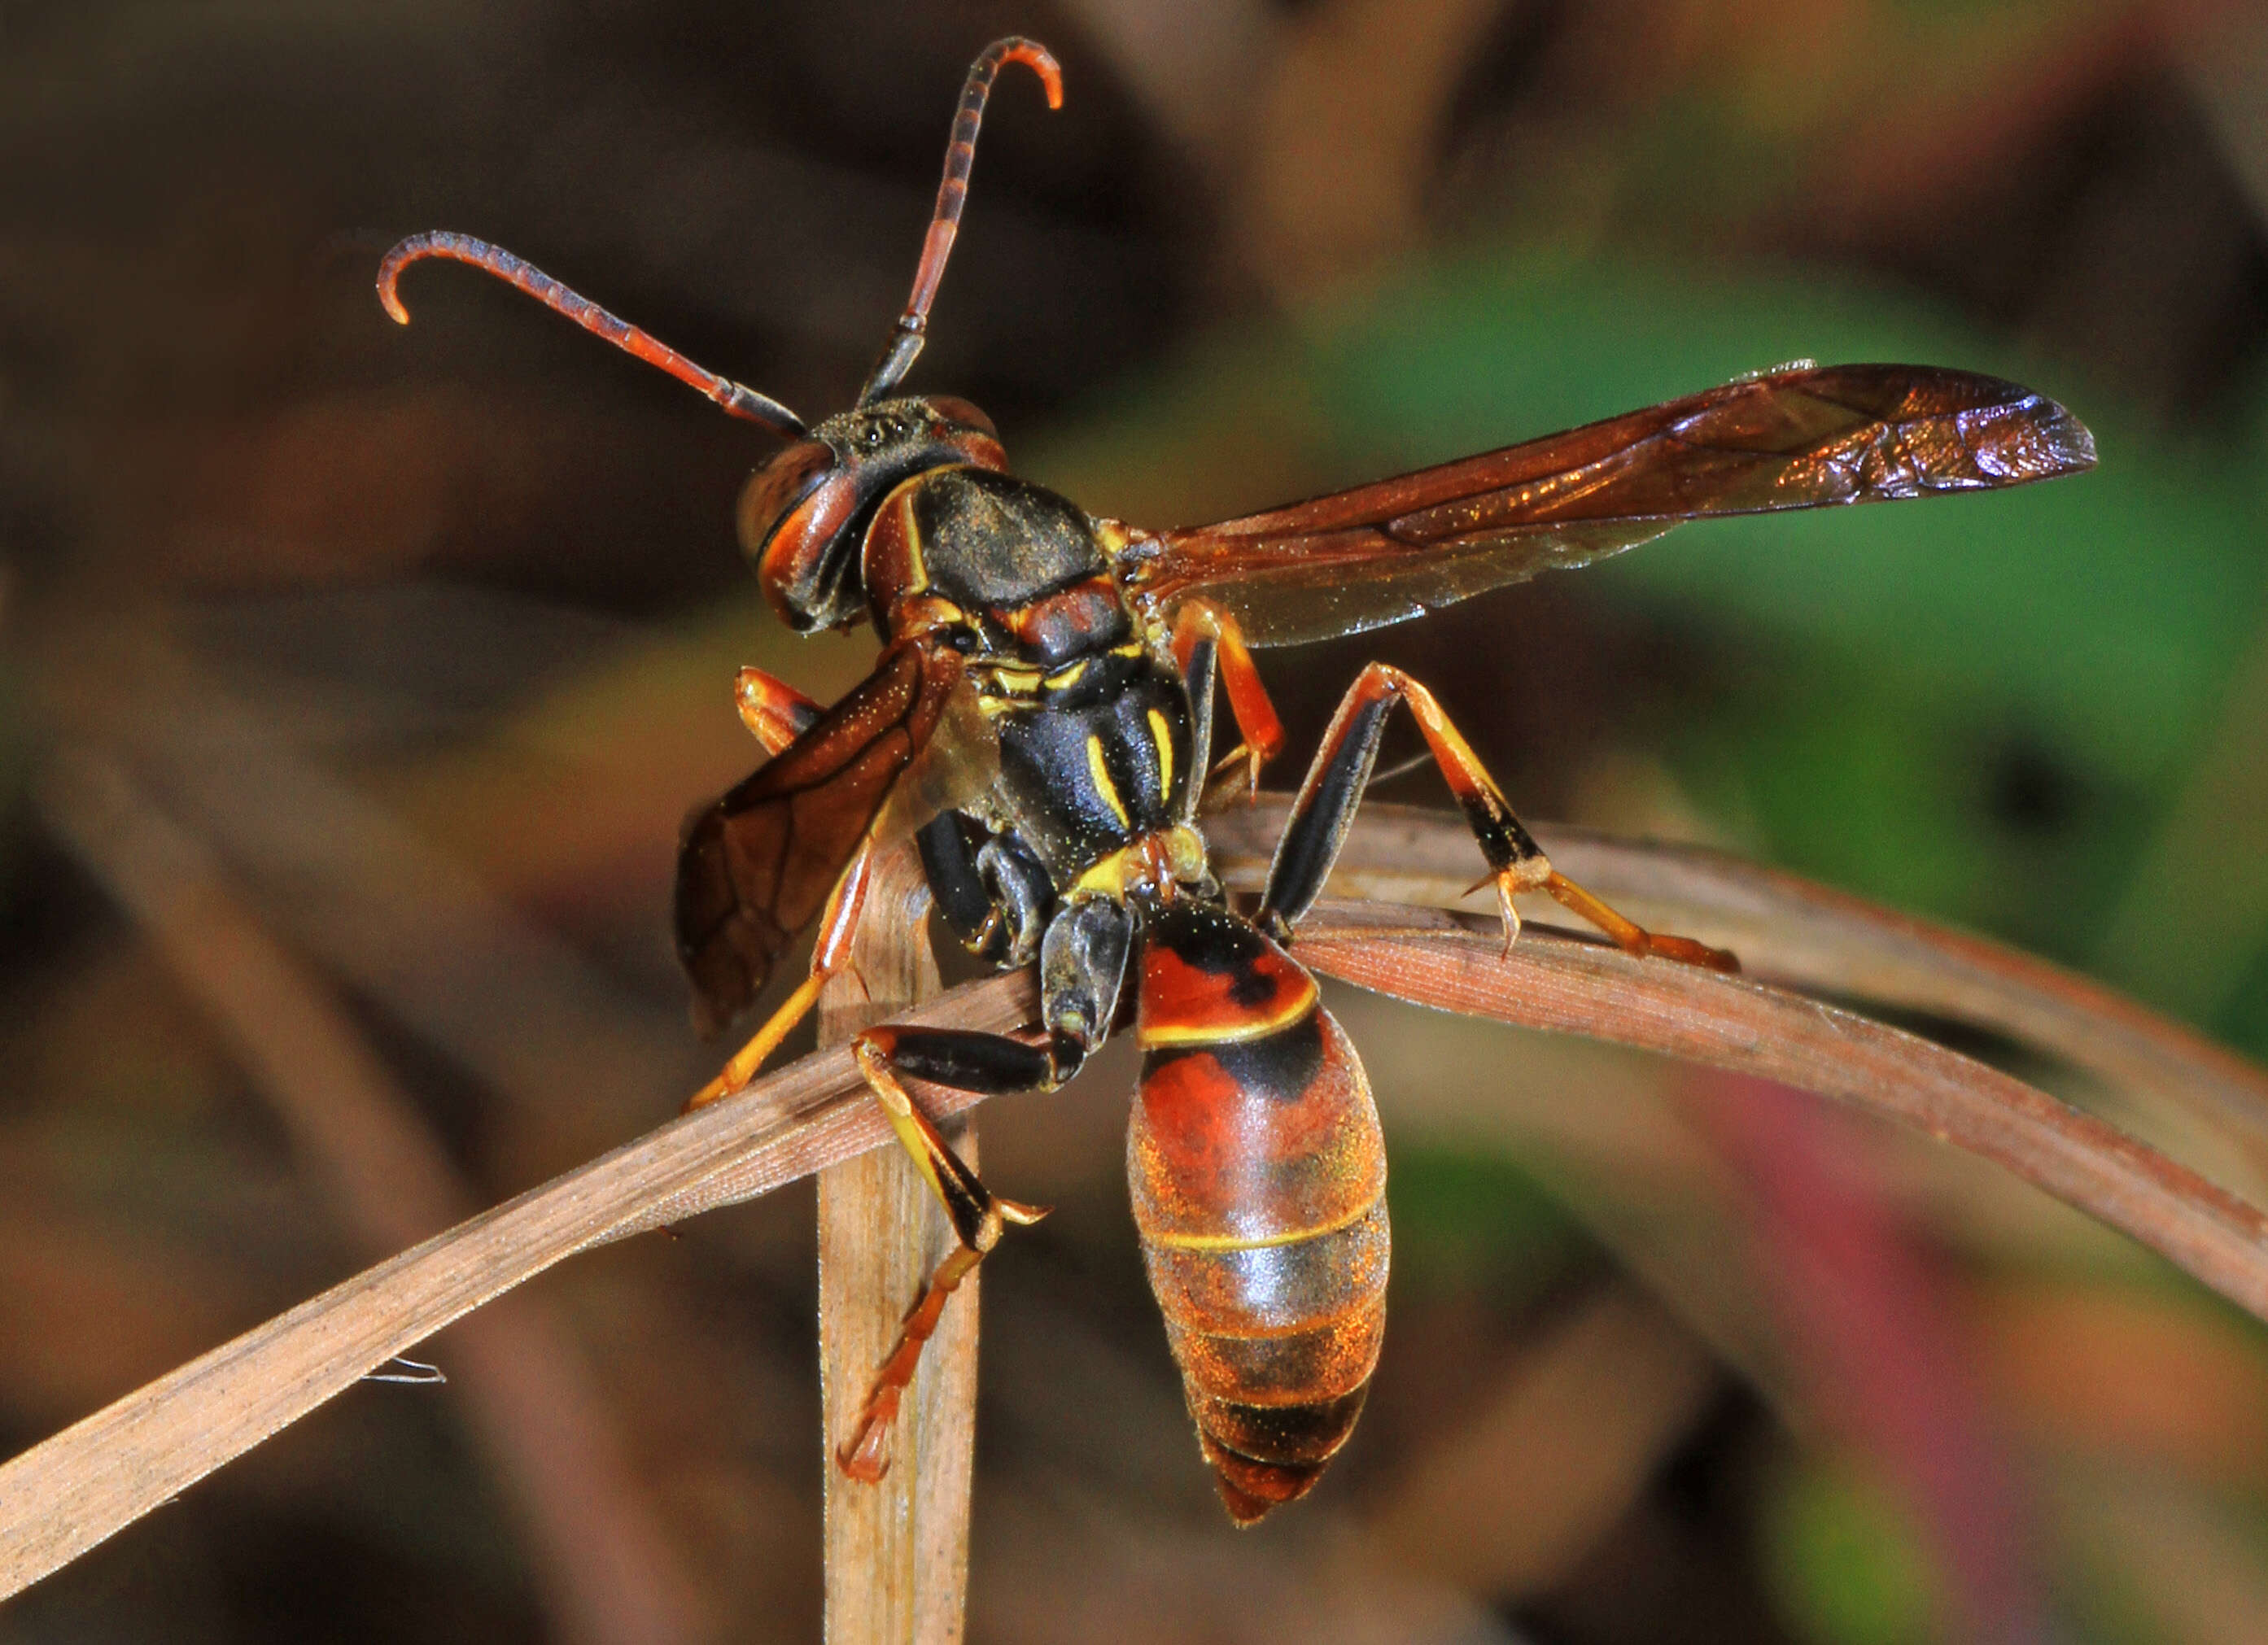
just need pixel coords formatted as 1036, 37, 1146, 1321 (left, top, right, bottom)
675, 636, 986, 1036
1129, 364, 2095, 648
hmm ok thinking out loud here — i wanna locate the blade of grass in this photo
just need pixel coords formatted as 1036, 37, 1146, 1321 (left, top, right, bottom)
1208, 800, 2268, 1173
37, 747, 709, 1645
815, 844, 977, 1643
1291, 899, 2268, 1318
5, 864, 2266, 1599
0, 937, 1037, 1599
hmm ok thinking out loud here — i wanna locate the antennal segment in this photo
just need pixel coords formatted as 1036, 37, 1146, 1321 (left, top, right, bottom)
378, 232, 808, 438
857, 37, 1063, 405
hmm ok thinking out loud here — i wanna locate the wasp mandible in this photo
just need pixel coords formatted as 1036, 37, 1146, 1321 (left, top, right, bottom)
378, 37, 2095, 1523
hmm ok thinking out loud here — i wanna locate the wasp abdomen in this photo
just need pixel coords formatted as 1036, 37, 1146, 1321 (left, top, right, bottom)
1130, 902, 1388, 1524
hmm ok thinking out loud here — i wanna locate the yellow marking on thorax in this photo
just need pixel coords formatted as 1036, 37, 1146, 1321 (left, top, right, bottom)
878, 473, 932, 590
889, 592, 967, 636
974, 663, 1042, 694
1147, 707, 1173, 798
1068, 825, 1207, 900
1086, 735, 1132, 828
1143, 1193, 1380, 1252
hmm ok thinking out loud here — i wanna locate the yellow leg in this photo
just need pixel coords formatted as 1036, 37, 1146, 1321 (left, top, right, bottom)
684, 973, 824, 1110
683, 841, 880, 1112
835, 1027, 1047, 1482
1267, 661, 1737, 974
1542, 870, 1739, 973
851, 1033, 1048, 1244
837, 1246, 981, 1483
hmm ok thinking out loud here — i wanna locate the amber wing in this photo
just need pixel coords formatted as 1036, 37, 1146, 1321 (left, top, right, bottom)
1130, 364, 2095, 648
675, 637, 967, 1037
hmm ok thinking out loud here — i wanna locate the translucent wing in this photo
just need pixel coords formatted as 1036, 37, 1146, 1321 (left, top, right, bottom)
1127, 364, 2095, 648
674, 635, 992, 1036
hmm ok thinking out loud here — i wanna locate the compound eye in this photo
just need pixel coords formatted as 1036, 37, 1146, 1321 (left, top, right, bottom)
920, 395, 1006, 472
924, 395, 997, 439
736, 439, 837, 561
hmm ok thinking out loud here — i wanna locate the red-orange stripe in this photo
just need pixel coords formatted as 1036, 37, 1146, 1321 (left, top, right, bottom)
1136, 941, 1317, 1048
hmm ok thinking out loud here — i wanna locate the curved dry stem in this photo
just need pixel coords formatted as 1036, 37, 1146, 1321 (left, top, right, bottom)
5, 867, 2267, 1600
37, 748, 708, 1643
814, 842, 978, 1643
1292, 900, 2268, 1318
1208, 801, 2268, 1163
0, 966, 1037, 1601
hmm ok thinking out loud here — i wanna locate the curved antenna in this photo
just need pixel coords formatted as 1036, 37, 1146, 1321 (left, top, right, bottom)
857, 37, 1064, 405
378, 232, 808, 438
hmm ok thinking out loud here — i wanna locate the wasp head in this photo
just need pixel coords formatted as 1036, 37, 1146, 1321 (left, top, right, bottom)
739, 395, 1005, 632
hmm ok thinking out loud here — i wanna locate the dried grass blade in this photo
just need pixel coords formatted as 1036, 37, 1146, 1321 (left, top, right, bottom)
1291, 901, 2268, 1320
37, 748, 707, 1643
1208, 801, 2268, 1160
815, 844, 978, 1643
0, 964, 1036, 1600
7, 888, 2266, 1601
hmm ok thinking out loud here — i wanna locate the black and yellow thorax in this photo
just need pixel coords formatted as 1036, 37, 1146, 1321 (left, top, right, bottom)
863, 465, 1197, 886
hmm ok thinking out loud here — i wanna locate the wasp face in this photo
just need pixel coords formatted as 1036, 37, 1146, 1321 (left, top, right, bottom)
741, 395, 1005, 631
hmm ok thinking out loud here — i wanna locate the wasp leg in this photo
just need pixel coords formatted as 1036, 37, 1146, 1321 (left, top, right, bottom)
836, 1024, 1070, 1482
1171, 600, 1284, 814
1259, 663, 1737, 972
685, 842, 881, 1111
916, 812, 1052, 968
837, 894, 1131, 1480
916, 812, 1003, 959
734, 665, 823, 755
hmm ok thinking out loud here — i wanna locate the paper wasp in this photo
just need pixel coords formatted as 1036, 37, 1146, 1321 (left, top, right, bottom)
378, 37, 2095, 1522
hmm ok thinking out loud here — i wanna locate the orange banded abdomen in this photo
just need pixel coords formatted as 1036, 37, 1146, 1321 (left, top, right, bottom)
1129, 901, 1387, 1523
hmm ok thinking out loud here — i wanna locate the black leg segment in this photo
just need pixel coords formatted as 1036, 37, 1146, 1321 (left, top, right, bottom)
1259, 663, 1547, 933
1256, 664, 1737, 971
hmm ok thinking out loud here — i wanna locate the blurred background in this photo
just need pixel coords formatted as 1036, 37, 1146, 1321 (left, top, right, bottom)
7, 0, 2268, 1640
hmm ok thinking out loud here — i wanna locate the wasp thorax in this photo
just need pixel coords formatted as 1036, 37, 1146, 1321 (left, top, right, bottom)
741, 395, 1007, 632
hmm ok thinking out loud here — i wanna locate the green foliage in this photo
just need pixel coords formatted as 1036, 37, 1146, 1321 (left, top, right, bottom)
1034, 247, 2268, 1039
1378, 1142, 1580, 1303
1762, 1457, 1942, 1645
1309, 253, 2267, 790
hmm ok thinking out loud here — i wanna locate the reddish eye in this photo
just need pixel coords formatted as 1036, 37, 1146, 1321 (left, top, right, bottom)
921, 396, 1007, 473
924, 395, 997, 439
736, 439, 837, 561
744, 439, 865, 631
